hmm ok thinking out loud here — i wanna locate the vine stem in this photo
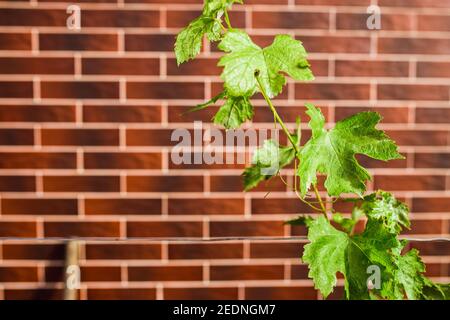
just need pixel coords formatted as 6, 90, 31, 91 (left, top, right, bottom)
255, 72, 328, 217
224, 9, 232, 29
255, 73, 299, 154
313, 184, 329, 220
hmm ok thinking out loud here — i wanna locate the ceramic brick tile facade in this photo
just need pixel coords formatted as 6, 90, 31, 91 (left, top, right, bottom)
0, 0, 449, 300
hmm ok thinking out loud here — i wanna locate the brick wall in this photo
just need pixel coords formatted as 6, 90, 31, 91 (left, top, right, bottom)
0, 0, 449, 300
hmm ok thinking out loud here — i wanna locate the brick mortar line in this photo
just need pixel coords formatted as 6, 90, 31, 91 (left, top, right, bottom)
3, 26, 450, 38
0, 98, 449, 108
3, 51, 450, 62
0, 168, 449, 176
1, 2, 450, 14
0, 214, 449, 222
1, 256, 449, 266
4, 75, 450, 85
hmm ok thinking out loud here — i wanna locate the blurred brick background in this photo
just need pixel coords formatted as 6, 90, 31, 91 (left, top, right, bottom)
0, 0, 449, 300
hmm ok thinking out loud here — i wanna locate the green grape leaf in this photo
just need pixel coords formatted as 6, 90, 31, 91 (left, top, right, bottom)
175, 16, 217, 65
303, 218, 406, 300
393, 249, 426, 300
298, 104, 403, 197
218, 29, 314, 98
421, 280, 450, 300
332, 211, 361, 234
361, 191, 410, 234
175, 0, 242, 65
213, 94, 253, 129
302, 216, 349, 298
243, 139, 297, 191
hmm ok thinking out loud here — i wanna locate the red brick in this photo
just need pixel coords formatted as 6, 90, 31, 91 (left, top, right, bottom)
129, 266, 203, 281
83, 105, 161, 123
0, 152, 76, 169
210, 175, 286, 192
88, 288, 156, 300
0, 81, 33, 98
412, 197, 450, 213
84, 152, 162, 169
2, 198, 77, 215
0, 175, 35, 192
168, 198, 244, 215
86, 244, 161, 260
417, 62, 450, 78
167, 58, 221, 76
2, 244, 65, 260
211, 221, 284, 237
84, 198, 162, 215
414, 153, 450, 168
379, 0, 450, 8
169, 243, 243, 260
0, 128, 34, 145
0, 105, 76, 122
82, 58, 159, 75
251, 242, 303, 259
127, 221, 203, 237
337, 13, 412, 31
127, 82, 204, 100
126, 129, 188, 146
0, 9, 66, 26
296, 0, 369, 4
418, 15, 450, 31
43, 175, 120, 192
246, 286, 317, 300
411, 242, 450, 256
387, 130, 448, 146
424, 263, 446, 277
374, 175, 446, 191
125, 33, 176, 52
252, 198, 317, 214
356, 153, 408, 169
295, 83, 370, 100
41, 81, 119, 99
46, 266, 122, 282
164, 287, 238, 300
0, 221, 37, 237
335, 60, 409, 77
125, 0, 206, 3
127, 175, 203, 192
379, 37, 450, 55
298, 35, 370, 53
378, 84, 449, 101
252, 11, 329, 29
82, 10, 159, 27
0, 32, 31, 50
404, 219, 443, 235
335, 106, 409, 123
211, 264, 284, 281
44, 221, 120, 237
5, 289, 64, 300
40, 33, 118, 51
291, 264, 309, 279
41, 128, 119, 146
0, 57, 74, 74
0, 266, 39, 282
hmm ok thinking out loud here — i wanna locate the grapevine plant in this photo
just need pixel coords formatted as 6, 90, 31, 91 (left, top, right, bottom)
174, 0, 449, 300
